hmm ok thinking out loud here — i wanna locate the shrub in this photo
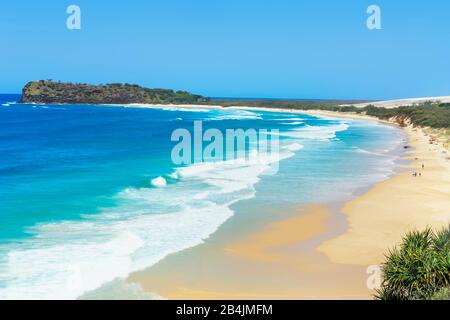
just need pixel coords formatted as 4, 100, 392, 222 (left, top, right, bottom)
376, 226, 450, 300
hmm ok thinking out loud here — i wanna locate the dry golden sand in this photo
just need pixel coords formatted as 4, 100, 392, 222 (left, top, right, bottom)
128, 109, 450, 299
318, 125, 450, 265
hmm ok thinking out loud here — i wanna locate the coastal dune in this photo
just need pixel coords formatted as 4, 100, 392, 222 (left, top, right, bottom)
349, 96, 450, 109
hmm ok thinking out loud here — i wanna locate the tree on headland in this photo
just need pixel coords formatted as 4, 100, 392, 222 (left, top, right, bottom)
20, 80, 209, 104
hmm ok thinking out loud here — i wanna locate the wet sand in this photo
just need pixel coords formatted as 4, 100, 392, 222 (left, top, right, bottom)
129, 206, 371, 299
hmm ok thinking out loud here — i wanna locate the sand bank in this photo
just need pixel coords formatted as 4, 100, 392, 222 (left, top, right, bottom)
129, 206, 371, 299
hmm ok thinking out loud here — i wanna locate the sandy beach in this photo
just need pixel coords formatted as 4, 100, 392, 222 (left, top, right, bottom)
129, 205, 371, 299
125, 107, 450, 299
318, 124, 450, 265
6, 0, 450, 302
348, 96, 450, 109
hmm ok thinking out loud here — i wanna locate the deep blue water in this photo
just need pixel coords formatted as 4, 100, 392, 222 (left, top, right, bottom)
0, 95, 405, 299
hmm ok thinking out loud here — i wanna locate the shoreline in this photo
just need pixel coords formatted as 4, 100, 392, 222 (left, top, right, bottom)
14, 102, 449, 299
318, 124, 450, 265
119, 108, 397, 299
128, 204, 372, 299
124, 107, 450, 299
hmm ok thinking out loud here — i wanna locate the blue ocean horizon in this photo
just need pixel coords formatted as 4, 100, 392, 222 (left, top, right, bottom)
0, 94, 405, 299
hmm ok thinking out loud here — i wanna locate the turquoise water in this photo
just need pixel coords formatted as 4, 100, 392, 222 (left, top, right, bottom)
0, 95, 405, 299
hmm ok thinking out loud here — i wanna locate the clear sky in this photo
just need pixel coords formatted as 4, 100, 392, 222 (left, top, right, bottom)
1, 0, 450, 99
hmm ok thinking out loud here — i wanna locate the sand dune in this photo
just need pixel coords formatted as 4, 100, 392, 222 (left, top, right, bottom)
348, 96, 450, 109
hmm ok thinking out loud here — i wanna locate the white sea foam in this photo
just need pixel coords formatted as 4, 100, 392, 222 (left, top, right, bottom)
205, 110, 262, 121
272, 117, 305, 121
280, 121, 304, 125
79, 279, 165, 300
0, 114, 358, 300
0, 204, 234, 299
0, 144, 301, 300
1, 101, 17, 107
352, 147, 383, 157
283, 143, 304, 152
151, 176, 167, 188
155, 106, 211, 113
271, 123, 349, 140
167, 172, 179, 180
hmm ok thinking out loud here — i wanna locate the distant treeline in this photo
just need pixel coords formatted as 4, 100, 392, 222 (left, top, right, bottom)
207, 98, 370, 109
342, 102, 450, 129
212, 98, 450, 129
20, 80, 208, 105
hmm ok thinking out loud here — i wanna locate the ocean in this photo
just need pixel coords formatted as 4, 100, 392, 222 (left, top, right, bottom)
0, 94, 405, 299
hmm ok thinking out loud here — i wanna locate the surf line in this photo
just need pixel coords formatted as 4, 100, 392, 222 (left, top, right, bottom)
170, 120, 280, 169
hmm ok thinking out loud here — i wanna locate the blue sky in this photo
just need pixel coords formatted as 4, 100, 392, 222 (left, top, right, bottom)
1, 0, 450, 99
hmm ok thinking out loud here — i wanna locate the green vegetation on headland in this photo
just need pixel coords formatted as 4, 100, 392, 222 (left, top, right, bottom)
20, 80, 209, 104
19, 81, 450, 129
376, 226, 450, 300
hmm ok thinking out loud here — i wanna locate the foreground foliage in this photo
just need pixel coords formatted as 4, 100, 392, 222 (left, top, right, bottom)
376, 226, 450, 300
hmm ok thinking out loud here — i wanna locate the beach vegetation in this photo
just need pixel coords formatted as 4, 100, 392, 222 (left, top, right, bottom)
376, 226, 450, 300
214, 100, 450, 129
207, 99, 450, 129
362, 104, 450, 128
